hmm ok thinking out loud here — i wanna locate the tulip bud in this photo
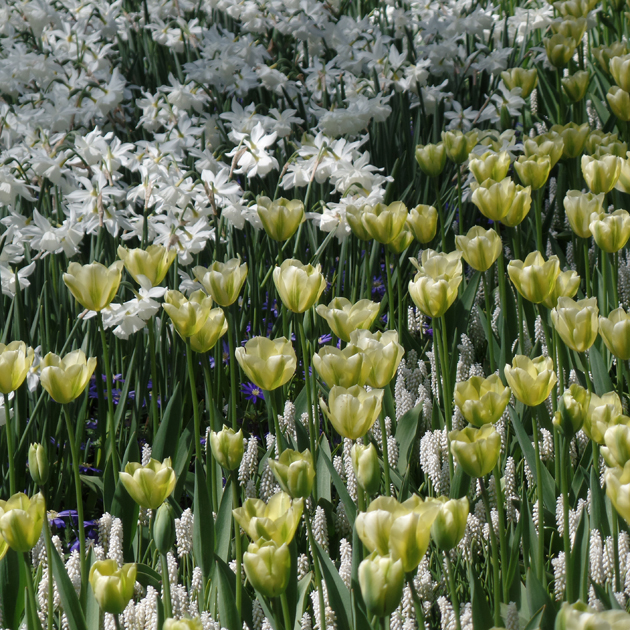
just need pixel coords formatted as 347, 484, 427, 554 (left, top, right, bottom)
235, 336, 297, 392
119, 458, 177, 510
594, 42, 628, 73
554, 384, 590, 439
312, 345, 370, 388
193, 257, 248, 307
541, 270, 581, 309
561, 70, 590, 102
441, 130, 479, 164
0, 492, 45, 552
361, 202, 408, 245
507, 251, 560, 304
563, 190, 604, 238
551, 16, 587, 43
610, 54, 630, 92
407, 204, 438, 243
163, 619, 203, 630
153, 502, 176, 555
551, 297, 599, 353
269, 449, 315, 499
0, 341, 34, 394
550, 123, 591, 159
359, 553, 404, 617
351, 443, 380, 495
408, 249, 463, 318
39, 350, 97, 404
605, 460, 630, 526
63, 261, 123, 312
89, 560, 137, 615
500, 68, 538, 98
602, 424, 630, 468
233, 492, 303, 544
449, 425, 502, 478
504, 355, 557, 407
500, 184, 532, 228
596, 140, 628, 159
524, 133, 563, 169
117, 244, 176, 287
544, 33, 577, 68
429, 496, 469, 550
256, 196, 304, 241
615, 151, 630, 194
454, 375, 511, 427
28, 443, 49, 486
320, 385, 384, 440
607, 86, 630, 122
315, 297, 379, 343
346, 205, 372, 241
273, 258, 327, 314
581, 154, 622, 194
589, 209, 630, 253
350, 330, 405, 389
387, 223, 414, 254
163, 290, 213, 339
244, 540, 291, 598
471, 177, 516, 222
415, 143, 446, 177
188, 308, 228, 353
455, 226, 502, 272
469, 151, 511, 183
514, 155, 551, 191
584, 392, 624, 444
210, 426, 244, 471
599, 307, 630, 360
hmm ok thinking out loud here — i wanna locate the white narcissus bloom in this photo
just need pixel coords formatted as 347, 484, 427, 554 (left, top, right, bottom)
227, 123, 279, 178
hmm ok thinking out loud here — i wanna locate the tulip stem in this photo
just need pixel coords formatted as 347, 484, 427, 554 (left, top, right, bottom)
457, 167, 464, 235
98, 313, 119, 477
534, 188, 543, 254
561, 435, 573, 602
185, 339, 202, 461
435, 179, 446, 252
21, 552, 39, 629
280, 592, 291, 630
406, 575, 425, 626
493, 463, 508, 603
583, 238, 591, 297
384, 248, 395, 331
114, 616, 123, 630
378, 412, 391, 496
612, 506, 622, 594
2, 393, 15, 495
160, 552, 173, 619
148, 318, 160, 438
227, 307, 239, 430
297, 317, 316, 460
482, 273, 496, 372
533, 407, 546, 584
43, 514, 55, 630
231, 470, 243, 626
63, 404, 86, 604
444, 554, 461, 630
305, 517, 326, 630
437, 317, 455, 484
479, 478, 500, 627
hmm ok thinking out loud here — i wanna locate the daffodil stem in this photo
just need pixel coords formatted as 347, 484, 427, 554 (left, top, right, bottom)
533, 407, 545, 584
227, 307, 238, 430
186, 339, 202, 461
161, 552, 173, 619
493, 463, 508, 603
561, 435, 573, 602
280, 592, 291, 630
305, 517, 326, 630
482, 274, 496, 372
98, 313, 119, 477
384, 248, 395, 331
63, 404, 86, 604
378, 412, 391, 496
297, 317, 316, 460
479, 478, 500, 627
148, 318, 160, 439
444, 554, 461, 630
3, 393, 15, 495
231, 470, 242, 626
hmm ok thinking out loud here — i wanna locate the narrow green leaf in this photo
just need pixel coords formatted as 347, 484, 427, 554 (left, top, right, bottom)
193, 459, 215, 580
315, 542, 351, 630
215, 475, 233, 562
152, 382, 182, 462
319, 448, 356, 524
50, 545, 88, 630
470, 562, 492, 630
293, 573, 312, 630
589, 345, 614, 396
394, 404, 421, 474
317, 436, 332, 503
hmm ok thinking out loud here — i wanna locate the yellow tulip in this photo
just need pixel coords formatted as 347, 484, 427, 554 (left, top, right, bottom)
188, 308, 228, 353
542, 270, 581, 309
89, 560, 137, 615
550, 16, 587, 43
351, 443, 381, 495
118, 457, 177, 510
454, 374, 511, 427
442, 130, 479, 164
315, 297, 380, 342
361, 202, 408, 245
514, 155, 551, 190
563, 190, 604, 238
544, 33, 577, 68
581, 154, 622, 194
501, 68, 538, 98
163, 290, 213, 338
449, 424, 502, 478
320, 385, 384, 440
600, 307, 630, 360
504, 355, 557, 407
500, 184, 532, 228
346, 205, 372, 241
359, 553, 404, 618
312, 345, 370, 388
0, 341, 34, 394
349, 329, 405, 388
507, 251, 560, 304
117, 244, 176, 287
408, 249, 463, 318
593, 41, 628, 73
550, 123, 590, 159
39, 350, 97, 404
471, 177, 516, 221
551, 297, 599, 352
193, 257, 248, 307
269, 449, 315, 499
28, 443, 49, 486
469, 151, 511, 184
243, 540, 291, 598
63, 261, 123, 312
387, 223, 415, 254
407, 204, 438, 243
257, 196, 304, 241
415, 143, 446, 177
561, 70, 591, 103
235, 336, 296, 391
163, 619, 203, 630
610, 53, 630, 92
0, 492, 45, 552
615, 151, 630, 194
607, 86, 630, 122
554, 384, 590, 439
584, 392, 626, 444
589, 209, 630, 253
233, 491, 303, 545
524, 133, 563, 169
455, 226, 502, 272
602, 424, 630, 468
605, 460, 630, 526
209, 426, 244, 471
429, 496, 469, 550
273, 258, 326, 314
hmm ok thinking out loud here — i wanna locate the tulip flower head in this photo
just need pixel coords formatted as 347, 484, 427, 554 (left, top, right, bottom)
210, 426, 244, 471
359, 553, 405, 618
504, 355, 557, 407
351, 443, 381, 495
501, 68, 538, 97
320, 385, 384, 440
269, 449, 315, 498
429, 496, 469, 551
602, 424, 630, 468
554, 384, 590, 439
316, 297, 379, 342
551, 296, 599, 353
542, 270, 581, 309
415, 143, 446, 177
449, 425, 502, 478
39, 350, 97, 404
407, 204, 438, 243
349, 329, 404, 388
117, 244, 176, 287
514, 152, 552, 188
63, 261, 123, 312
589, 209, 630, 253
273, 258, 326, 313
468, 151, 511, 183
600, 307, 630, 360
584, 392, 626, 444
0, 492, 45, 552
500, 184, 532, 228
257, 196, 304, 241
563, 190, 604, 238
235, 336, 297, 391
442, 129, 479, 164
188, 308, 228, 353
507, 251, 560, 304
454, 374, 511, 427
0, 341, 34, 394
605, 460, 630, 526
244, 540, 291, 598
193, 257, 248, 307
455, 226, 502, 272
89, 560, 137, 614
581, 154, 622, 194
119, 457, 177, 510
470, 177, 516, 222
312, 345, 370, 388
163, 290, 213, 338
360, 201, 408, 244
